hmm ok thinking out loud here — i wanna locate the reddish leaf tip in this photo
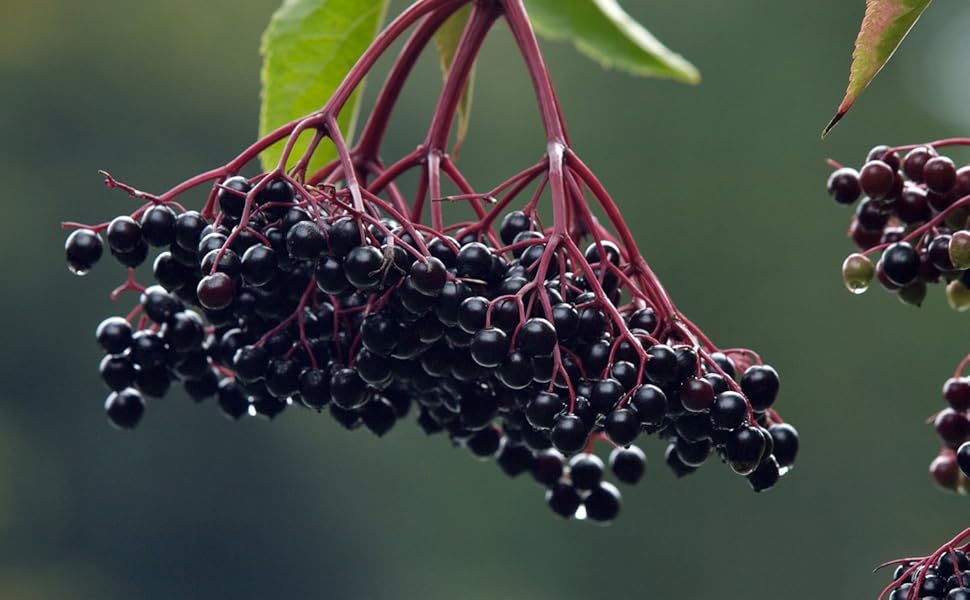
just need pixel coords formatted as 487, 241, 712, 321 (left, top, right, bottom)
821, 110, 847, 139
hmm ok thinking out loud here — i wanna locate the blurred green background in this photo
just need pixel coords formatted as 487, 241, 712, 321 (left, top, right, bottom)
2, 1, 968, 598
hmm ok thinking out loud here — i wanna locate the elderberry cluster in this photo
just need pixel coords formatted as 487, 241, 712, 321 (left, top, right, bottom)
826, 144, 970, 306
931, 377, 970, 493
880, 543, 970, 600
65, 168, 799, 523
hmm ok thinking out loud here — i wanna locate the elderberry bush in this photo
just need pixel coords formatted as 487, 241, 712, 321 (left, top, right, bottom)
825, 143, 970, 493
64, 0, 799, 523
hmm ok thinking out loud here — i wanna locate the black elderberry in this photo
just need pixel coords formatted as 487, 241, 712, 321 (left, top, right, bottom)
456, 242, 493, 280
217, 379, 249, 420
681, 377, 715, 412
568, 453, 604, 490
576, 307, 608, 341
490, 298, 521, 333
233, 345, 268, 382
106, 216, 143, 253
264, 358, 302, 398
163, 312, 204, 352
499, 211, 531, 245
545, 482, 581, 518
409, 257, 448, 295
826, 167, 862, 205
328, 217, 363, 257
136, 205, 177, 247
902, 146, 935, 181
882, 242, 921, 287
550, 414, 589, 454
65, 229, 104, 275
497, 443, 534, 477
355, 348, 393, 386
330, 367, 367, 410
111, 239, 149, 268
105, 387, 145, 429
130, 331, 168, 369
897, 186, 932, 224
550, 304, 579, 342
96, 317, 132, 354
604, 408, 639, 446
740, 365, 780, 411
256, 177, 294, 210
747, 456, 780, 492
470, 327, 509, 368
610, 361, 638, 391
344, 245, 384, 290
630, 384, 667, 425
315, 256, 350, 295
919, 574, 948, 597
645, 344, 678, 385
360, 314, 402, 356
498, 351, 534, 389
532, 448, 565, 486
949, 588, 970, 600
298, 368, 330, 410
584, 240, 621, 265
664, 443, 698, 478
361, 397, 397, 437
251, 393, 287, 420
152, 252, 192, 291
526, 391, 565, 430
859, 160, 896, 200
725, 426, 767, 475
583, 482, 621, 523
286, 221, 326, 260
457, 296, 489, 333
465, 427, 501, 457
609, 445, 646, 484
769, 423, 799, 468
141, 285, 184, 324
958, 442, 970, 478
516, 318, 557, 356
175, 211, 208, 251
675, 437, 712, 467
99, 355, 136, 391
184, 369, 219, 401
197, 273, 235, 310
937, 549, 970, 578
218, 176, 251, 218
589, 378, 624, 414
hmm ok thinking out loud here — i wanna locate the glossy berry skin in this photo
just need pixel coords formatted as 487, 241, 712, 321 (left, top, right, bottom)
96, 317, 132, 354
769, 423, 799, 468
197, 273, 235, 310
174, 211, 207, 251
496, 443, 534, 477
859, 160, 896, 199
532, 449, 565, 486
944, 378, 970, 412
747, 456, 780, 492
218, 175, 251, 218
958, 442, 970, 478
106, 216, 143, 253
65, 229, 104, 274
645, 344, 678, 385
681, 377, 715, 412
567, 453, 604, 490
545, 483, 581, 518
105, 388, 145, 430
330, 368, 367, 410
827, 167, 861, 205
344, 245, 384, 290
550, 414, 589, 454
604, 408, 639, 446
241, 244, 277, 286
882, 242, 921, 287
740, 365, 780, 411
711, 391, 747, 431
924, 156, 957, 193
583, 482, 621, 523
470, 327, 509, 368
725, 426, 766, 475
936, 408, 970, 449
525, 391, 564, 430
141, 286, 183, 324
456, 242, 493, 280
516, 318, 557, 356
217, 379, 249, 420
99, 355, 136, 391
630, 384, 666, 425
140, 205, 177, 247
286, 221, 326, 260
609, 445, 646, 484
409, 257, 448, 295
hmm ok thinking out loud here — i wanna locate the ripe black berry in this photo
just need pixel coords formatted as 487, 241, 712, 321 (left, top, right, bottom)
286, 221, 326, 260
630, 384, 667, 425
583, 482, 621, 523
609, 445, 646, 484
550, 414, 589, 454
882, 242, 921, 287
924, 156, 957, 193
65, 229, 104, 275
197, 273, 235, 310
99, 355, 136, 391
604, 408, 639, 445
545, 482, 581, 518
344, 245, 384, 290
826, 167, 861, 205
470, 327, 509, 368
740, 365, 780, 411
96, 317, 132, 354
568, 453, 603, 490
106, 216, 143, 253
769, 423, 799, 468
516, 318, 557, 356
105, 387, 145, 430
409, 257, 448, 295
747, 456, 780, 492
859, 160, 896, 199
218, 175, 251, 218
140, 205, 177, 247
330, 367, 367, 410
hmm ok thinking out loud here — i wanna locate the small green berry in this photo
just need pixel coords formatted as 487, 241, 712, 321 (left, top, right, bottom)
842, 253, 874, 294
949, 230, 970, 270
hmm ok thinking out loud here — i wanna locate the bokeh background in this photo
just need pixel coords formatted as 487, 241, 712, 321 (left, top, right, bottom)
2, 1, 969, 598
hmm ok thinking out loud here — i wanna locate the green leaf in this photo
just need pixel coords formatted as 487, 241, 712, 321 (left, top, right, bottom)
523, 0, 699, 84
432, 5, 475, 156
259, 0, 390, 173
822, 0, 933, 137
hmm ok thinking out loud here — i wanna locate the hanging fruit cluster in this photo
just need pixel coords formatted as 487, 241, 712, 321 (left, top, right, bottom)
64, 0, 798, 523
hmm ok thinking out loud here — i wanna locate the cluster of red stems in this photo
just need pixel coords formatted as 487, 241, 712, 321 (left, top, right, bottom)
63, 0, 798, 524
827, 142, 970, 598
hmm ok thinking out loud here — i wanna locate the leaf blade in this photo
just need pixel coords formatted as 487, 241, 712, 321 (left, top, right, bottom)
432, 5, 476, 156
259, 0, 390, 173
523, 0, 700, 84
823, 0, 933, 137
